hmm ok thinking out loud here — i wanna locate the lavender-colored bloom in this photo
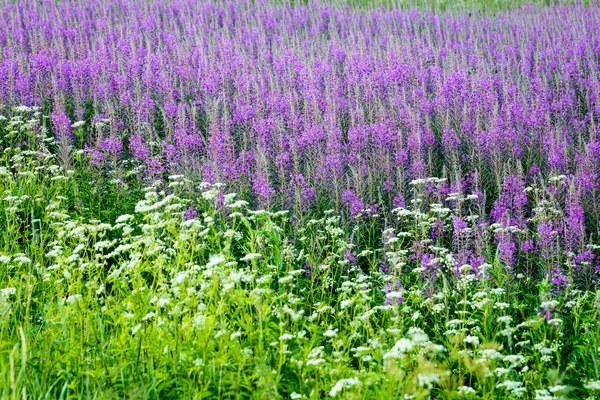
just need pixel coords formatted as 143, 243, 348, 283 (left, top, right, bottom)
342, 190, 365, 218
184, 206, 199, 220
383, 280, 403, 305
1, 0, 600, 287
549, 268, 568, 294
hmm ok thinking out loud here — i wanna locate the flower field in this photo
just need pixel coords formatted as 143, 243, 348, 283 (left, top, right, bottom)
1, 0, 600, 398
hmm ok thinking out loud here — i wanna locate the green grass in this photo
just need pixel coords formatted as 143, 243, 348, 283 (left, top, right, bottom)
1, 109, 600, 398
287, 0, 592, 13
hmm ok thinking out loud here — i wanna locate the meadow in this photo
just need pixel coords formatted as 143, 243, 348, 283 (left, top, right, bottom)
1, 0, 600, 398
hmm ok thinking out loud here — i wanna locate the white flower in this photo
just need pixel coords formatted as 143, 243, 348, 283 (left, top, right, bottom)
408, 327, 429, 344
464, 336, 480, 345
534, 389, 553, 400
446, 319, 464, 328
157, 296, 171, 308
13, 105, 32, 113
282, 305, 304, 321
307, 347, 324, 359
417, 372, 441, 388
95, 284, 105, 295
13, 255, 31, 264
410, 179, 426, 186
324, 329, 338, 338
131, 324, 142, 335
585, 380, 600, 390
479, 349, 502, 361
290, 393, 302, 399
116, 214, 134, 223
206, 254, 226, 269
540, 300, 559, 309
329, 377, 361, 397
201, 189, 218, 201
240, 253, 262, 262
503, 354, 526, 368
383, 338, 414, 359
214, 330, 227, 339
457, 386, 476, 395
548, 385, 566, 393
0, 287, 16, 297
385, 291, 403, 299
66, 294, 82, 304
229, 200, 249, 209
340, 299, 353, 309
278, 276, 294, 284
459, 264, 472, 273
547, 318, 562, 326
432, 303, 445, 312
142, 312, 155, 321
496, 380, 524, 391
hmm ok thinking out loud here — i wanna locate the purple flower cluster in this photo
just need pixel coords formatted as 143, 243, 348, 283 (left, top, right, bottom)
1, 1, 600, 282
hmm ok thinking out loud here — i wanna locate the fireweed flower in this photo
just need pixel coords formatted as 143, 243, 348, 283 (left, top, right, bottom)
538, 300, 559, 322
1, 2, 600, 398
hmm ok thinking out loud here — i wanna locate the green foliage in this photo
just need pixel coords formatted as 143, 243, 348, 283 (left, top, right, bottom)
1, 108, 600, 398
283, 0, 590, 13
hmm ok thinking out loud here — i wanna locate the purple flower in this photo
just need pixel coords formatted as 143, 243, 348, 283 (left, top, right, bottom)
184, 206, 199, 220
383, 280, 403, 305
